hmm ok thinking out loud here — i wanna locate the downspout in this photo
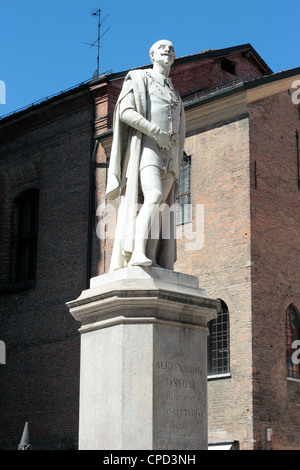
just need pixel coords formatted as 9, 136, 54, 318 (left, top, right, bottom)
86, 88, 99, 289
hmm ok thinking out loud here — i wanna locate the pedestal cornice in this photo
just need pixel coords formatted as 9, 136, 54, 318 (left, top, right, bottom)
67, 266, 221, 332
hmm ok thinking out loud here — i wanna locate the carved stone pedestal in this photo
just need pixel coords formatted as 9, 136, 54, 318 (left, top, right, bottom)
67, 267, 220, 450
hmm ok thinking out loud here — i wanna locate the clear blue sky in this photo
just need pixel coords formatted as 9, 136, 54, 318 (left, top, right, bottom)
1, 0, 299, 118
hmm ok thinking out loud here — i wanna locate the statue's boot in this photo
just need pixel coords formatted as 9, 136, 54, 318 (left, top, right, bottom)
128, 252, 153, 266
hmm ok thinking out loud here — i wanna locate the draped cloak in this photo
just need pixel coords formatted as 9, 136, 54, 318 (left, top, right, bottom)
105, 69, 185, 272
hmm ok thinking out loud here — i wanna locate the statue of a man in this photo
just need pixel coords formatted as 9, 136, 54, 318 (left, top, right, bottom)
106, 40, 185, 271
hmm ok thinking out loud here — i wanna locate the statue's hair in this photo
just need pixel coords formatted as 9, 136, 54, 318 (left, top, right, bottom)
149, 40, 174, 64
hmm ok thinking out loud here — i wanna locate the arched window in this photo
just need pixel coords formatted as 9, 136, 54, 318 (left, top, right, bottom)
207, 300, 230, 375
285, 304, 300, 379
11, 189, 39, 283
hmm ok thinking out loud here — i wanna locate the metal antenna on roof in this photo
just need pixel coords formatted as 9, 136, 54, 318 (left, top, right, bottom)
85, 8, 110, 78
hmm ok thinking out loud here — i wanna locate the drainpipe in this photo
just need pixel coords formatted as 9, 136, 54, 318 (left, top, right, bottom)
86, 89, 99, 289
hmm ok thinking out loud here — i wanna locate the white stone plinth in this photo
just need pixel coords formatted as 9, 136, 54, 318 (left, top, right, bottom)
67, 267, 220, 450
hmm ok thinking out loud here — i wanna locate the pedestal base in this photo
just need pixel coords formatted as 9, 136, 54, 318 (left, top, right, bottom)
67, 267, 220, 450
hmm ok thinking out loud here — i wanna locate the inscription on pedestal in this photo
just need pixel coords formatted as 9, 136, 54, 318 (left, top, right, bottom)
154, 358, 205, 444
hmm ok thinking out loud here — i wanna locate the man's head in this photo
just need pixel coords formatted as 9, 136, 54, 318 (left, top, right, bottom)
149, 40, 175, 67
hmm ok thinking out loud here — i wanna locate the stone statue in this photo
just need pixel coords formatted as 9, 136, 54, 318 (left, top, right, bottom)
106, 40, 185, 271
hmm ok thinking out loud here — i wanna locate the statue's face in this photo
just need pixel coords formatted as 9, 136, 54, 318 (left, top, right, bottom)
151, 40, 175, 67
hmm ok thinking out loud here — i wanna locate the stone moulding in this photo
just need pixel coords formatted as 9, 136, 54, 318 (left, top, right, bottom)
67, 266, 221, 332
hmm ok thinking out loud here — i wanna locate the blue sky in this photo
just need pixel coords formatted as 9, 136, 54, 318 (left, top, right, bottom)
1, 0, 299, 118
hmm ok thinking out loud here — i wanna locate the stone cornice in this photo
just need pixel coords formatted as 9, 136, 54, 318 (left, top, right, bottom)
185, 68, 300, 132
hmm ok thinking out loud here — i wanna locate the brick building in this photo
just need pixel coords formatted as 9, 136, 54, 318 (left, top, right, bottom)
0, 44, 300, 450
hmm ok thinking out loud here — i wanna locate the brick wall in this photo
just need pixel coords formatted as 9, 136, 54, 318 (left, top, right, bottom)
171, 51, 265, 100
0, 91, 94, 449
249, 90, 300, 450
175, 117, 253, 449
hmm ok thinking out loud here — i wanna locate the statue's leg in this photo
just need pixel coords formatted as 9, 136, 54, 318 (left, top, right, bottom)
146, 171, 174, 266
129, 166, 162, 266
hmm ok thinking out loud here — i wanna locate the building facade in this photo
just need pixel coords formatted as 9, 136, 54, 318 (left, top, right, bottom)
0, 44, 300, 449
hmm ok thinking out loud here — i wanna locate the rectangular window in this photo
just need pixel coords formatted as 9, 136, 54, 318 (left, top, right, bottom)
176, 154, 191, 225
207, 301, 230, 375
11, 189, 39, 283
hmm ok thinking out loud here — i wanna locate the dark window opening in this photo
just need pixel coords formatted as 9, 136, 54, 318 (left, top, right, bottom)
11, 189, 39, 283
221, 58, 236, 75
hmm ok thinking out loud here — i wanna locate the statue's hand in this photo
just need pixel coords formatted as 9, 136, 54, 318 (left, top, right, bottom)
153, 129, 172, 149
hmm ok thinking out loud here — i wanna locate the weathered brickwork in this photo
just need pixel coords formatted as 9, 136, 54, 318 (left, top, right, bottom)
0, 90, 94, 449
175, 117, 254, 449
249, 90, 300, 449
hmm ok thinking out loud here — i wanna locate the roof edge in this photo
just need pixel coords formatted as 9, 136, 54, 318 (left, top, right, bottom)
0, 43, 274, 124
184, 66, 300, 110
174, 43, 273, 75
91, 43, 273, 84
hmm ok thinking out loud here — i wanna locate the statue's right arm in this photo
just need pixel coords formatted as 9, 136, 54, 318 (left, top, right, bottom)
119, 91, 171, 149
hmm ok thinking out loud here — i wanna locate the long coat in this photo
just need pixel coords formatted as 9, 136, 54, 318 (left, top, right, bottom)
105, 69, 185, 272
